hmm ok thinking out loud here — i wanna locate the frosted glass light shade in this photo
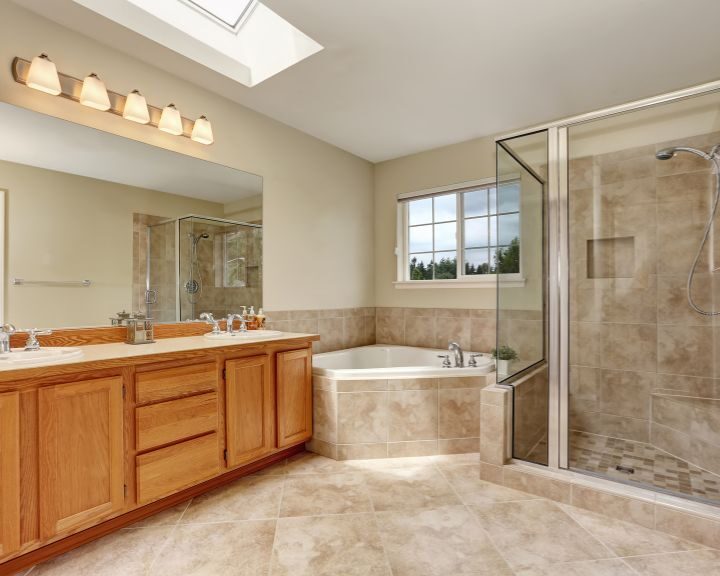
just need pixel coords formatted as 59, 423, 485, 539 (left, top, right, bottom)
158, 104, 183, 135
191, 115, 214, 145
26, 54, 61, 95
80, 73, 111, 111
123, 90, 150, 124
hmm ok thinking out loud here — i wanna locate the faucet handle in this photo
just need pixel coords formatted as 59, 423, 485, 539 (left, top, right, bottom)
468, 353, 483, 368
437, 354, 452, 368
0, 323, 16, 334
199, 313, 221, 334
23, 328, 52, 351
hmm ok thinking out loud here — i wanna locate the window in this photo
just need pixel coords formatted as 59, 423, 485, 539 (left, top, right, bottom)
397, 179, 521, 285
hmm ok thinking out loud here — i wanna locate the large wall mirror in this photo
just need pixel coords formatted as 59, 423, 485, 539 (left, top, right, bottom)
0, 103, 263, 329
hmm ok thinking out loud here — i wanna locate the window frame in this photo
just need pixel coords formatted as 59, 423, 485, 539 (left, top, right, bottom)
395, 178, 525, 289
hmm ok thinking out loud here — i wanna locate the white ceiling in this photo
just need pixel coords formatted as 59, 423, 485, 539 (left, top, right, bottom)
15, 0, 720, 162
0, 103, 262, 203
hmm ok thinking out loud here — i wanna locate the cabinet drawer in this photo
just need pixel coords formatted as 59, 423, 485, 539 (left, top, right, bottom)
136, 362, 217, 404
136, 392, 217, 452
136, 433, 219, 504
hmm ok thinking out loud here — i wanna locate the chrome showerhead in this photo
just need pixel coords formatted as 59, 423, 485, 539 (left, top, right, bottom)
656, 146, 715, 161
656, 148, 677, 160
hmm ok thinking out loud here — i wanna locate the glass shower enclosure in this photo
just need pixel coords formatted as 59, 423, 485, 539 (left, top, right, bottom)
145, 215, 262, 322
498, 84, 720, 506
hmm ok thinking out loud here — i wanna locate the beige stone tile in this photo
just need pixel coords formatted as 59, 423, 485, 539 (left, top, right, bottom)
280, 473, 372, 517
313, 388, 337, 443
271, 513, 389, 576
437, 437, 479, 454
561, 505, 700, 557
343, 315, 367, 349
569, 322, 603, 367
569, 157, 594, 190
599, 323, 656, 372
180, 476, 283, 523
290, 310, 320, 320
479, 462, 504, 483
290, 318, 319, 335
125, 501, 190, 528
432, 452, 480, 467
336, 379, 389, 392
363, 466, 461, 511
388, 389, 438, 441
481, 384, 509, 406
439, 375, 488, 389
337, 392, 388, 444
480, 403, 506, 466
376, 313, 405, 345
654, 505, 720, 549
151, 520, 276, 575
502, 468, 572, 503
570, 410, 649, 443
598, 155, 655, 185
657, 325, 714, 377
404, 316, 436, 348
364, 315, 377, 344
470, 318, 497, 353
440, 464, 539, 506
317, 317, 344, 352
438, 388, 480, 439
434, 317, 471, 350
387, 440, 438, 457
376, 505, 513, 576
435, 308, 472, 318
387, 377, 437, 391
657, 199, 710, 275
337, 443, 389, 460
305, 438, 338, 459
513, 559, 636, 576
657, 274, 712, 326
31, 527, 173, 576
285, 452, 350, 475
471, 500, 610, 571
624, 549, 720, 576
313, 375, 336, 392
596, 369, 654, 419
570, 484, 654, 529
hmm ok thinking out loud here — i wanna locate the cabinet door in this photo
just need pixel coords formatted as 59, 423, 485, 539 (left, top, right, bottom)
225, 355, 275, 467
0, 392, 20, 557
39, 376, 124, 539
276, 348, 313, 448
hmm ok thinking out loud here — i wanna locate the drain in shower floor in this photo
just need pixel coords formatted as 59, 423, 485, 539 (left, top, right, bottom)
615, 465, 635, 474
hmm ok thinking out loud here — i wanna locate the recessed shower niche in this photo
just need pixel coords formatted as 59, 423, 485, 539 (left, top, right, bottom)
586, 236, 635, 279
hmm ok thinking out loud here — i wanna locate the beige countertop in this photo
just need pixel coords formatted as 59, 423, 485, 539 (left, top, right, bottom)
0, 332, 318, 378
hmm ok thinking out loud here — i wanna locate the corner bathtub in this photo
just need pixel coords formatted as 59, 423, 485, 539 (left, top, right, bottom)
312, 344, 495, 380
309, 345, 495, 460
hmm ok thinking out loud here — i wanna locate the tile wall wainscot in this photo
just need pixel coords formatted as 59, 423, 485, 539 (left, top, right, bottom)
568, 133, 720, 476
479, 384, 720, 549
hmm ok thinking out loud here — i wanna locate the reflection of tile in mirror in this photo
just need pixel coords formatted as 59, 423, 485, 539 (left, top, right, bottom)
587, 237, 634, 279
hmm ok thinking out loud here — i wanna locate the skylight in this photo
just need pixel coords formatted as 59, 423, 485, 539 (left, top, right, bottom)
71, 0, 323, 87
185, 0, 256, 30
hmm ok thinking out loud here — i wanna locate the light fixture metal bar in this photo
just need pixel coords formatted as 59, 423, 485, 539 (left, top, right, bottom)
12, 56, 197, 140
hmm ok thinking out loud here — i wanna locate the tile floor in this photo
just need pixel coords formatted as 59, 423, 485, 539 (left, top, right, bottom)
569, 431, 720, 504
19, 452, 720, 576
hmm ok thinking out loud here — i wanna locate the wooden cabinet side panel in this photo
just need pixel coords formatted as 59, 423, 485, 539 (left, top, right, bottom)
276, 348, 313, 448
225, 355, 275, 468
38, 377, 125, 539
0, 392, 20, 556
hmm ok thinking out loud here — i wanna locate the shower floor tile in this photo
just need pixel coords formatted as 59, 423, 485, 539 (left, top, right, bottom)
569, 430, 720, 505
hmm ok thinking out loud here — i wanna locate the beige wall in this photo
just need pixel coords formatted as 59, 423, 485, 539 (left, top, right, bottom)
374, 135, 497, 309
1, 160, 224, 327
0, 3, 374, 313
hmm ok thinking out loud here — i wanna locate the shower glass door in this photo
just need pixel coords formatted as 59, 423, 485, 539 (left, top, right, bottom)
496, 130, 549, 466
566, 90, 720, 504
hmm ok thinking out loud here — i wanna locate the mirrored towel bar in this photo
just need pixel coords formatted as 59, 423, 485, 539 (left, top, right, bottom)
12, 278, 91, 287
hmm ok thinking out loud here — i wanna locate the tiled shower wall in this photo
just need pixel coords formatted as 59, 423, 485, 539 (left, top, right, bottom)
568, 132, 720, 464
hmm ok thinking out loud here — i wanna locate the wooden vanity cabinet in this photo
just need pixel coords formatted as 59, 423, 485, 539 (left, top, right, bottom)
0, 392, 20, 557
225, 354, 275, 467
38, 377, 125, 539
276, 348, 313, 448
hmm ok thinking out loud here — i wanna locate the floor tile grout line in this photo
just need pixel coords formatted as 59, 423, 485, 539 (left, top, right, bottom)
145, 521, 180, 575
554, 501, 621, 562
265, 476, 286, 576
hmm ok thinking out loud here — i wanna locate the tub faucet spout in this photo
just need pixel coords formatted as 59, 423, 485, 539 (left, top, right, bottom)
448, 341, 464, 368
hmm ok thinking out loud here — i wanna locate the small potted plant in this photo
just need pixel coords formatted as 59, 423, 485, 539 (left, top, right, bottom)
491, 345, 518, 375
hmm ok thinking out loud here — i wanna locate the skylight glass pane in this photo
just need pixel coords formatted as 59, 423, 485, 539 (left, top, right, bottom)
187, 0, 255, 28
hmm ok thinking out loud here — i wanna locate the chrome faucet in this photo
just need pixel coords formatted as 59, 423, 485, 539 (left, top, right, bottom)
0, 324, 16, 353
199, 313, 221, 334
24, 328, 52, 351
227, 313, 248, 334
448, 341, 464, 368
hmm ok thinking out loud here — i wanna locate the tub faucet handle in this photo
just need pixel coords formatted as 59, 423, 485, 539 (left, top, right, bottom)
437, 354, 452, 368
468, 353, 483, 368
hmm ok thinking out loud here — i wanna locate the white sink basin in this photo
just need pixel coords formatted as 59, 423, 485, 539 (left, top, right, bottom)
0, 347, 84, 367
204, 330, 283, 340
205, 330, 282, 340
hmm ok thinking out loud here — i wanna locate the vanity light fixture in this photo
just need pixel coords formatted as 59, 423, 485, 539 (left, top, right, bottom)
123, 90, 150, 124
11, 55, 214, 145
191, 115, 214, 145
158, 103, 183, 135
79, 73, 111, 111
25, 53, 61, 95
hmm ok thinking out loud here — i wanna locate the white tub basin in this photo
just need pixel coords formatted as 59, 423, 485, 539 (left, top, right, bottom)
0, 347, 84, 367
204, 330, 283, 340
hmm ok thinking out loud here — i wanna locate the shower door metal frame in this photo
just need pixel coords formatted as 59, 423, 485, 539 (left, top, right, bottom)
496, 77, 720, 473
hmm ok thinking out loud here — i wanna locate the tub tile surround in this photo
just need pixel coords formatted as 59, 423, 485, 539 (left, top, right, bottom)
26, 451, 720, 576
